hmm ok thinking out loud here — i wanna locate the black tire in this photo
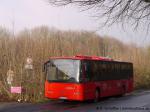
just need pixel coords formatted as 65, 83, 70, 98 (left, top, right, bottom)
122, 85, 126, 95
116, 86, 126, 98
119, 85, 126, 97
94, 89, 100, 103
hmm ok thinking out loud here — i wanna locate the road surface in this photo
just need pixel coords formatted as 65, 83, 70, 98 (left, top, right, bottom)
0, 90, 150, 112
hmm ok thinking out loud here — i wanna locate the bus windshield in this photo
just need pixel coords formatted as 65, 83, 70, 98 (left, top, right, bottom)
45, 59, 80, 82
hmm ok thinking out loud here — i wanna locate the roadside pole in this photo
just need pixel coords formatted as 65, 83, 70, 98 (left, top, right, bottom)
24, 56, 33, 102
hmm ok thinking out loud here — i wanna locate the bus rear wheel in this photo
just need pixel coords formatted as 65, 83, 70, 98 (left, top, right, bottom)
94, 89, 100, 103
122, 85, 126, 95
118, 85, 126, 97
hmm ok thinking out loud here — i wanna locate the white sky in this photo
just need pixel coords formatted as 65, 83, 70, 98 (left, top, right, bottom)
0, 0, 150, 46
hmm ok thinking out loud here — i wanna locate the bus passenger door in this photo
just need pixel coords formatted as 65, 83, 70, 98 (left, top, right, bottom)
81, 61, 95, 100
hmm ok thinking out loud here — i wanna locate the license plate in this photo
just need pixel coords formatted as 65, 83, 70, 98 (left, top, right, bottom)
59, 97, 67, 100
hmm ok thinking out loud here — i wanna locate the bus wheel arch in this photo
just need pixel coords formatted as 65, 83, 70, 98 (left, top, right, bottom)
122, 85, 126, 95
94, 88, 100, 103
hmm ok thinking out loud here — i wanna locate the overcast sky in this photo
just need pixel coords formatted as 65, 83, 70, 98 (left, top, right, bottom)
0, 0, 150, 46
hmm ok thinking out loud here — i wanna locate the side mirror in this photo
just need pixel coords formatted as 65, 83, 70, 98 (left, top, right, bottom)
43, 63, 47, 72
79, 77, 89, 83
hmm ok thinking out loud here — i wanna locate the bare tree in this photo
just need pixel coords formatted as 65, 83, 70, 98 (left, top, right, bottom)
48, 0, 150, 30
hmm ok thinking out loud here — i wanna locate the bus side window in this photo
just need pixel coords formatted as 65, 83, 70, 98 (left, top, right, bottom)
85, 62, 92, 81
80, 61, 91, 82
92, 61, 98, 81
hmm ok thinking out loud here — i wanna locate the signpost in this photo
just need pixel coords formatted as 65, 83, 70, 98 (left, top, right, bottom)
24, 56, 34, 102
7, 69, 14, 86
25, 57, 33, 70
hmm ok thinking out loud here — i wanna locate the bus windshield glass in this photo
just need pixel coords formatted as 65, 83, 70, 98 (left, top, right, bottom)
45, 59, 80, 82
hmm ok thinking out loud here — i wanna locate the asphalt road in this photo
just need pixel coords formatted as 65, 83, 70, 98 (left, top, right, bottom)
0, 90, 150, 112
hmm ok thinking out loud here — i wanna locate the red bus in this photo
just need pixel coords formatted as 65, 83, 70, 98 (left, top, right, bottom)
44, 55, 133, 102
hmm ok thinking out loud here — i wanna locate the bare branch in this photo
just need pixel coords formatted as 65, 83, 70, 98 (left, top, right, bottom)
48, 0, 150, 30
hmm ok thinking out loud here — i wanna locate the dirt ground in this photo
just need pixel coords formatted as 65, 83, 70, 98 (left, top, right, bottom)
0, 95, 9, 102
0, 94, 17, 102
